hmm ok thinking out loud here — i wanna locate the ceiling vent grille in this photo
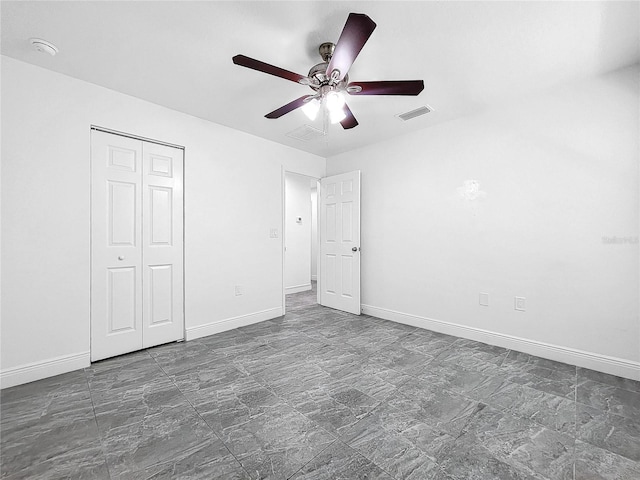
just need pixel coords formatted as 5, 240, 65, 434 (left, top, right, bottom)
397, 105, 432, 121
286, 125, 326, 142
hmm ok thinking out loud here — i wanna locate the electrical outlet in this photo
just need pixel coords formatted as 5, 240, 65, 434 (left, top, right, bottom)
235, 285, 243, 296
479, 292, 489, 306
515, 296, 526, 311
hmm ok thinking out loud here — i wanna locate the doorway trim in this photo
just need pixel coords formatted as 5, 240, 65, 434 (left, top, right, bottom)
282, 168, 321, 316
91, 125, 184, 149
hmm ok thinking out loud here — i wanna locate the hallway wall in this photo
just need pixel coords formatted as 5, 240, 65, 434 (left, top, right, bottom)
284, 173, 313, 294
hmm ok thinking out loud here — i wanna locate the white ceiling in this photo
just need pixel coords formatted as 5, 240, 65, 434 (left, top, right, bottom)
2, 1, 638, 157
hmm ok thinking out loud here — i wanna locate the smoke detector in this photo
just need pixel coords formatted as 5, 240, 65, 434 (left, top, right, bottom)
29, 38, 58, 56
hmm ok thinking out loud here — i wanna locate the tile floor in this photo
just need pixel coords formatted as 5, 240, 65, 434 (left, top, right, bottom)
1, 284, 639, 479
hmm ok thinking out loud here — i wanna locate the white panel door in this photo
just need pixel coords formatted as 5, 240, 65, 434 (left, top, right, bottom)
91, 131, 144, 361
319, 171, 361, 315
91, 130, 184, 361
142, 142, 184, 348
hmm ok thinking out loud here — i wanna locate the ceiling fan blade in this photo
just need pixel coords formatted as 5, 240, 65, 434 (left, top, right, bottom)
347, 80, 425, 96
233, 54, 309, 84
326, 13, 377, 81
340, 103, 359, 129
265, 95, 315, 119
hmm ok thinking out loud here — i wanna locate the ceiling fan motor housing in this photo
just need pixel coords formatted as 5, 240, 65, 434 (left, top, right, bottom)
307, 42, 350, 93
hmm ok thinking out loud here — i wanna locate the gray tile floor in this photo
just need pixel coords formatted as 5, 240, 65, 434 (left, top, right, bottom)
2, 283, 639, 479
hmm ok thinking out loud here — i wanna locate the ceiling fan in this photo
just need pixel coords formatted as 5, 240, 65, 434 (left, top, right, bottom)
232, 13, 424, 129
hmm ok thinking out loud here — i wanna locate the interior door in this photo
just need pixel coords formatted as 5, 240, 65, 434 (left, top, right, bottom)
91, 130, 184, 361
319, 170, 361, 315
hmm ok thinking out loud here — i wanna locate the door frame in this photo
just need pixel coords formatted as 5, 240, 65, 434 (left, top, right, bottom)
90, 125, 187, 360
281, 168, 321, 315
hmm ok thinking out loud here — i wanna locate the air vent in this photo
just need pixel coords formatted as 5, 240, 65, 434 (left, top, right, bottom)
397, 105, 433, 121
285, 125, 326, 142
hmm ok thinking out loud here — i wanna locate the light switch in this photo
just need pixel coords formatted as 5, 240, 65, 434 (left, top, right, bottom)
479, 292, 489, 306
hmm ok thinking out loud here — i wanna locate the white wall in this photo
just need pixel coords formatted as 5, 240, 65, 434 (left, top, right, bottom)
327, 65, 640, 380
284, 173, 312, 293
3, 55, 638, 385
0, 57, 325, 387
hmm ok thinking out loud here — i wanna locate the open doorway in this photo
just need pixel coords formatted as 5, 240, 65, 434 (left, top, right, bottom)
284, 171, 319, 312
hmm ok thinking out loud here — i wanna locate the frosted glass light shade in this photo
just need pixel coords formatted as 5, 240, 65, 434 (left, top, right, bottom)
330, 108, 346, 124
325, 91, 346, 112
301, 98, 320, 121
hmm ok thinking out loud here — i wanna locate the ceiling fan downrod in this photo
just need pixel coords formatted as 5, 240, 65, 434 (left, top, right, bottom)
318, 42, 335, 62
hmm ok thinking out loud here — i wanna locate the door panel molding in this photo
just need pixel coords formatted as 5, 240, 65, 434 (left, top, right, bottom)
107, 267, 138, 333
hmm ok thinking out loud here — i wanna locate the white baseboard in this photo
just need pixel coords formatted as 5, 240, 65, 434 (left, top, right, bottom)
0, 351, 91, 389
0, 306, 284, 388
362, 304, 640, 381
185, 307, 283, 341
285, 283, 311, 295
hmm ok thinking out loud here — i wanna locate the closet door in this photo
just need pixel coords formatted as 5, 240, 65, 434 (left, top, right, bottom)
91, 130, 184, 361
142, 142, 184, 348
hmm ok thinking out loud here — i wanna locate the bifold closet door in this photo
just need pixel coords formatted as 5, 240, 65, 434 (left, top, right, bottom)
141, 141, 184, 349
91, 130, 184, 362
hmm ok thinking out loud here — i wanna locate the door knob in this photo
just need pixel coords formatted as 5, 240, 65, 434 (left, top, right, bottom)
118, 255, 125, 260
352, 247, 358, 252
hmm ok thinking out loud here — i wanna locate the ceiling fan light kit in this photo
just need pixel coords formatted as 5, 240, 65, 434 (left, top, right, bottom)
232, 13, 424, 130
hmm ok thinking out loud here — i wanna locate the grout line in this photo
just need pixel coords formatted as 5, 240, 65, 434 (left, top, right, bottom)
83, 368, 114, 480
147, 353, 254, 479
284, 439, 339, 479
497, 349, 511, 368
331, 402, 401, 480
